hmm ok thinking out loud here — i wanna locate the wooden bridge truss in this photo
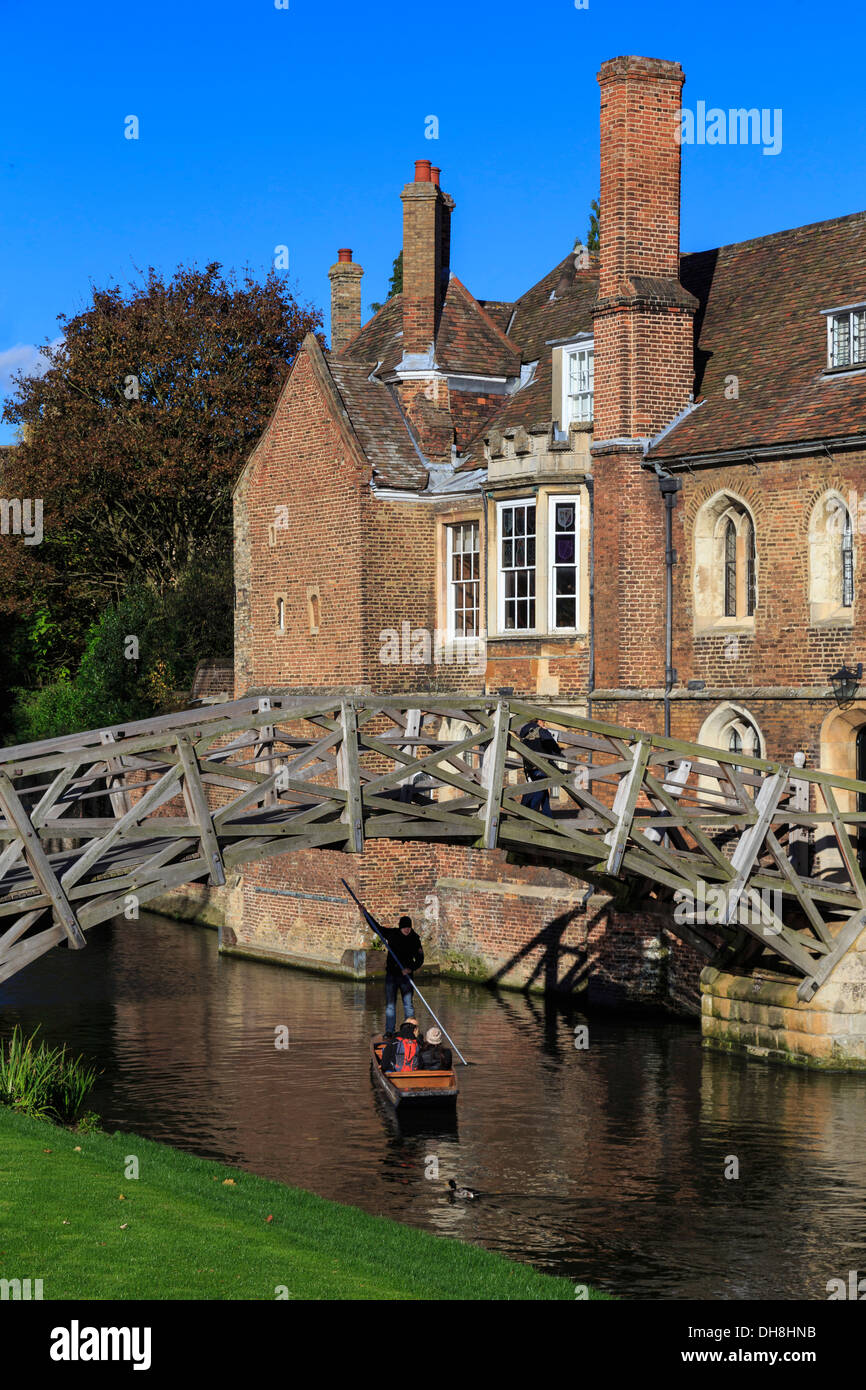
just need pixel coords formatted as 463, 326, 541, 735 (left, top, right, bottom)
1, 694, 865, 1000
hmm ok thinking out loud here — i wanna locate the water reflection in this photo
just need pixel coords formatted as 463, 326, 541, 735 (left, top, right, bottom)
2, 912, 866, 1299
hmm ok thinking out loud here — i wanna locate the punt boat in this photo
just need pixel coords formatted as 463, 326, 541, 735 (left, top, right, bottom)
370, 1034, 458, 1108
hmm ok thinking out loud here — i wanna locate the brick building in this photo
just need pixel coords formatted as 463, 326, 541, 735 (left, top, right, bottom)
219, 54, 866, 1017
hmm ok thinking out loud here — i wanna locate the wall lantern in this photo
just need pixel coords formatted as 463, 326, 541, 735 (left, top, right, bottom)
829, 662, 863, 708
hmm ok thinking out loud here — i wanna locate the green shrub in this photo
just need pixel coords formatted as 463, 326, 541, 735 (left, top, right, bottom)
0, 1026, 99, 1124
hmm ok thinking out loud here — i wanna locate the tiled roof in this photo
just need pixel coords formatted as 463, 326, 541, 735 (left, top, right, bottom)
435, 278, 521, 377
328, 359, 428, 490
477, 300, 514, 334
340, 278, 522, 380
339, 295, 404, 372
506, 253, 599, 361
458, 361, 552, 469
323, 210, 866, 486
649, 211, 866, 460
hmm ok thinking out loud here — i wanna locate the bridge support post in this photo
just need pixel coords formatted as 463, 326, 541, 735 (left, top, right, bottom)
176, 735, 227, 888
480, 701, 510, 849
702, 923, 866, 1070
338, 701, 364, 853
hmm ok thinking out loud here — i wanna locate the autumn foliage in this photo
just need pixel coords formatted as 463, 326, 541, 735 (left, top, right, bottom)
1, 261, 322, 651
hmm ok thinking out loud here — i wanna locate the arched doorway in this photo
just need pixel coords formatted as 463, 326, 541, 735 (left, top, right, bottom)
818, 704, 866, 879
857, 725, 866, 872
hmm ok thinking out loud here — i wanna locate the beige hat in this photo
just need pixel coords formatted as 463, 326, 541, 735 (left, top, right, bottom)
426, 1027, 442, 1045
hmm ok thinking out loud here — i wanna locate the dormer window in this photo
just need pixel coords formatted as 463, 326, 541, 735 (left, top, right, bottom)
562, 341, 594, 426
824, 304, 866, 369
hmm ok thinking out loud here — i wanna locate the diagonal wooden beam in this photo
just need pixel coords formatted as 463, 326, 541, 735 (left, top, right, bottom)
59, 760, 184, 892
0, 773, 86, 948
603, 739, 653, 875
719, 772, 787, 926
479, 702, 511, 849
0, 922, 67, 985
176, 734, 226, 887
821, 783, 866, 908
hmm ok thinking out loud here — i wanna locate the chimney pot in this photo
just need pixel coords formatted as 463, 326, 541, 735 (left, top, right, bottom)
414, 159, 432, 183
430, 166, 441, 186
337, 248, 353, 263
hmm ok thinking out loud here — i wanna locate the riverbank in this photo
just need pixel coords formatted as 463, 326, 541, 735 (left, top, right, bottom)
0, 1109, 604, 1300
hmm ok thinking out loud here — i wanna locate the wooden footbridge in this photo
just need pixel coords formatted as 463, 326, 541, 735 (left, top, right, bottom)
1, 693, 865, 1001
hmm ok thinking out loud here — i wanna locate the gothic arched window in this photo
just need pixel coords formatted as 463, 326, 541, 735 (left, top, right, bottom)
809, 492, 855, 623
694, 493, 758, 629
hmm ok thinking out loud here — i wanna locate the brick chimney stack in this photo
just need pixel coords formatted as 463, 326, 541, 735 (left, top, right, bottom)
400, 159, 455, 359
591, 56, 697, 692
593, 55, 697, 440
328, 248, 363, 354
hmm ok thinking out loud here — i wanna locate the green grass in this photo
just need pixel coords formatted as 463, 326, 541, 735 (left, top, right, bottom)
0, 1109, 610, 1300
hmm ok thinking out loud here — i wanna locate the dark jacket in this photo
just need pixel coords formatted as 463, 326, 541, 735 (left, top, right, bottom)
380, 926, 424, 979
418, 1043, 452, 1071
519, 721, 562, 781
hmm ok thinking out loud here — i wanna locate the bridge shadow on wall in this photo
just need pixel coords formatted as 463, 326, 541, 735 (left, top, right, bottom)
487, 903, 588, 995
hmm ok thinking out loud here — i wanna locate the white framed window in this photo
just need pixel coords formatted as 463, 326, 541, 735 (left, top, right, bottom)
446, 521, 480, 639
548, 495, 580, 631
497, 499, 536, 632
825, 304, 866, 368
276, 596, 285, 632
562, 341, 594, 427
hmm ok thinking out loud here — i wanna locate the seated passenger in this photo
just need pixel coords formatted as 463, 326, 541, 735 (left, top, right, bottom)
381, 1020, 420, 1073
418, 1026, 452, 1071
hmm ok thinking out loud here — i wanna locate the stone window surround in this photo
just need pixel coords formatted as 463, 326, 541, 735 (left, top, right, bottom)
808, 489, 855, 627
485, 485, 590, 640
692, 490, 758, 636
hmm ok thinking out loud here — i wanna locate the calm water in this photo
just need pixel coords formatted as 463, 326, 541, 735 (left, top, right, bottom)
2, 911, 865, 1300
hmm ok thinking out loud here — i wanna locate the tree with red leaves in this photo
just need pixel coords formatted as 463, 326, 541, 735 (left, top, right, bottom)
1, 262, 322, 674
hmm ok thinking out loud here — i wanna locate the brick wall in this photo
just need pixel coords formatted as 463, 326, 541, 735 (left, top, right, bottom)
221, 835, 702, 1015
234, 350, 366, 693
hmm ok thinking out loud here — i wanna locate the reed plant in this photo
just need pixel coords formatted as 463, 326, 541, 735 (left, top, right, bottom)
0, 1025, 99, 1124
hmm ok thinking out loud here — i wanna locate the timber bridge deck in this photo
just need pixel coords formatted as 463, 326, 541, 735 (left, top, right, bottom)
0, 694, 865, 1001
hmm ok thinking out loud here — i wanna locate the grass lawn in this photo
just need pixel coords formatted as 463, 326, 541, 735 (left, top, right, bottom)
0, 1109, 608, 1300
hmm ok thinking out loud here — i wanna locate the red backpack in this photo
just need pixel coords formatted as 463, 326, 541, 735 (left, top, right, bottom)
392, 1037, 418, 1072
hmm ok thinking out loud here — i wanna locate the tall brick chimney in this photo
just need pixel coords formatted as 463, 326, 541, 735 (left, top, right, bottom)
593, 55, 697, 440
591, 56, 697, 693
328, 248, 363, 353
400, 159, 454, 359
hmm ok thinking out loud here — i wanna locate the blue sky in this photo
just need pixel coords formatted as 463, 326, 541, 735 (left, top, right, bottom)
1, 0, 863, 443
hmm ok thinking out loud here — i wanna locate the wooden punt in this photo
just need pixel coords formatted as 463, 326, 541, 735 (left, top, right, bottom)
370, 1035, 458, 1108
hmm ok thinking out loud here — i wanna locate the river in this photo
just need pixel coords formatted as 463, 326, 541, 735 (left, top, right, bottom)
2, 911, 864, 1300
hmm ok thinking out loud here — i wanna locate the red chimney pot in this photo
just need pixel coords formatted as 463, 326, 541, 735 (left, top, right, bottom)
414, 159, 432, 183
337, 248, 352, 262
430, 166, 441, 186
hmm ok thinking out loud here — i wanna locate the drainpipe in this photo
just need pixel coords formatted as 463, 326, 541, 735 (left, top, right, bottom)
586, 474, 595, 718
653, 463, 682, 738
481, 488, 489, 694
